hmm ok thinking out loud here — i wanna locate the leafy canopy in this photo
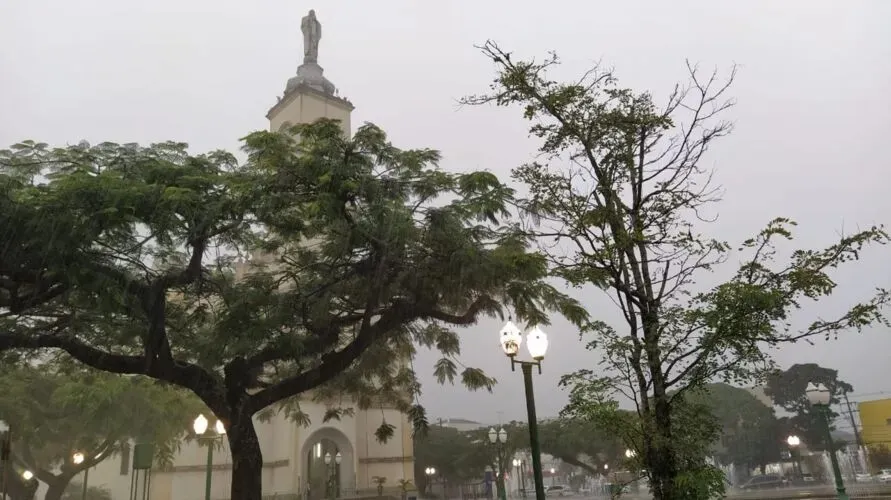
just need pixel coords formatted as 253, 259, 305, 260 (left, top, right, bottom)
765, 363, 852, 451
465, 41, 889, 500
0, 120, 586, 444
0, 361, 202, 494
685, 383, 781, 470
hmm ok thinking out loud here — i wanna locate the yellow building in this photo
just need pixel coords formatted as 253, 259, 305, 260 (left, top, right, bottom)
858, 398, 891, 447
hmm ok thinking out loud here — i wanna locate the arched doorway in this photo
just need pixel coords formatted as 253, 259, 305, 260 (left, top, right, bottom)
301, 428, 355, 500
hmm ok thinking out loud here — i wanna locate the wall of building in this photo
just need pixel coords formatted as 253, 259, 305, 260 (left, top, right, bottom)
859, 398, 891, 447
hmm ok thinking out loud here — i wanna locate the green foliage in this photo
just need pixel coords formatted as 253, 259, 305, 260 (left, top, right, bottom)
764, 363, 851, 450
413, 425, 489, 484
524, 418, 625, 475
0, 117, 586, 477
467, 41, 888, 500
372, 476, 387, 496
672, 465, 726, 500
0, 361, 201, 496
685, 383, 781, 470
764, 363, 852, 414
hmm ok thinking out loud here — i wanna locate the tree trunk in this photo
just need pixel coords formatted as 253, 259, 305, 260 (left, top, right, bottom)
43, 479, 68, 500
228, 414, 264, 500
647, 391, 679, 500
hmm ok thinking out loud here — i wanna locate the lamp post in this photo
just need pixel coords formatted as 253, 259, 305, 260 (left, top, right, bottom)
73, 451, 90, 500
193, 414, 226, 500
499, 321, 549, 500
512, 458, 526, 498
806, 383, 848, 500
323, 451, 342, 499
0, 419, 9, 500
425, 467, 436, 496
488, 427, 508, 500
625, 450, 639, 493
786, 435, 801, 482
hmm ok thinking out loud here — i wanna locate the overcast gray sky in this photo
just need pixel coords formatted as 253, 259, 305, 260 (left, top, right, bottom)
2, 1, 889, 424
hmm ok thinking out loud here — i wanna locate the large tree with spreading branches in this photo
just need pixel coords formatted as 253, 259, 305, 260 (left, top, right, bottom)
463, 41, 889, 500
0, 120, 585, 499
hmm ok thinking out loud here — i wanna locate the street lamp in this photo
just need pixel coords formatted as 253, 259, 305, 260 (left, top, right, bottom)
323, 451, 342, 499
488, 428, 508, 500
625, 449, 635, 459
499, 321, 549, 500
806, 383, 848, 500
72, 452, 90, 500
0, 419, 9, 500
786, 435, 801, 482
21, 470, 33, 481
425, 467, 437, 495
513, 458, 526, 498
193, 414, 226, 500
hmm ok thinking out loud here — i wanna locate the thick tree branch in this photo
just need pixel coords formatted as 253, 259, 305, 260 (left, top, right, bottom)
246, 296, 492, 414
0, 332, 228, 418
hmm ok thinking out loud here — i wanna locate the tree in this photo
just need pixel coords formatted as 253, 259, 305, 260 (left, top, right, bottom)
465, 422, 527, 499
0, 362, 201, 500
765, 363, 851, 451
0, 121, 585, 500
463, 41, 889, 500
533, 419, 625, 475
413, 425, 487, 493
685, 383, 781, 473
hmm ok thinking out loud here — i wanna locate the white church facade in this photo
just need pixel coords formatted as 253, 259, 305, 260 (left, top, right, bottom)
75, 10, 415, 500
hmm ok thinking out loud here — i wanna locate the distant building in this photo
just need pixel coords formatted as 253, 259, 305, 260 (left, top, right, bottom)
436, 417, 485, 432
858, 398, 891, 447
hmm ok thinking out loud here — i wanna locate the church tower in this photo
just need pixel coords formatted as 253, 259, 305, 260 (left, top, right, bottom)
266, 9, 354, 137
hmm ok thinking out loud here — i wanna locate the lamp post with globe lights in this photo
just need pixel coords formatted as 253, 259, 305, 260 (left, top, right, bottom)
806, 383, 848, 500
323, 451, 342, 499
512, 458, 526, 498
786, 435, 801, 482
72, 452, 91, 500
424, 467, 437, 496
488, 427, 508, 500
193, 414, 226, 500
499, 321, 549, 500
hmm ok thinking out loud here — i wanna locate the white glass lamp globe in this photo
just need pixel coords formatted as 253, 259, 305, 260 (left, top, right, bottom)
787, 435, 800, 447
335, 451, 342, 464
526, 327, 549, 360
513, 458, 521, 467
488, 427, 497, 443
215, 420, 226, 435
324, 452, 332, 465
498, 428, 507, 444
72, 452, 85, 465
500, 321, 523, 357
22, 470, 33, 480
806, 383, 831, 406
193, 414, 209, 435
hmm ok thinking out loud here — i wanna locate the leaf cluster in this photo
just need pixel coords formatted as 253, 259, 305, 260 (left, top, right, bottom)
0, 120, 586, 443
0, 360, 202, 486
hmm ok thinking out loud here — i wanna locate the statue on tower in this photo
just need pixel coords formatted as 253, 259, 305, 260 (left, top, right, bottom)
301, 9, 322, 64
